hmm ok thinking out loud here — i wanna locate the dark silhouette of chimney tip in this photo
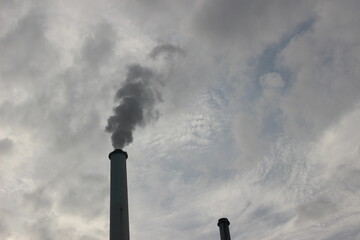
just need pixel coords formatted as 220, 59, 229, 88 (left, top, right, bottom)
109, 149, 128, 159
217, 218, 231, 240
217, 218, 230, 226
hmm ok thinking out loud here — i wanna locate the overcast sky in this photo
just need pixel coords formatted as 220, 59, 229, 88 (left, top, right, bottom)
1, 0, 360, 239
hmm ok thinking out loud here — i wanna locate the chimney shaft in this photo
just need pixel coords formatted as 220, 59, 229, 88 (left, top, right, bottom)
217, 218, 231, 240
109, 149, 130, 240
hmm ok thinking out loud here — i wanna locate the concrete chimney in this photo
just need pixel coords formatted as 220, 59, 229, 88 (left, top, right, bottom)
109, 149, 130, 240
217, 218, 231, 240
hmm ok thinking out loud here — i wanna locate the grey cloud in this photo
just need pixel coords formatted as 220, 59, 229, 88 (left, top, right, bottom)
340, 168, 360, 191
60, 188, 107, 219
81, 22, 116, 70
27, 217, 76, 240
0, 220, 8, 236
22, 187, 53, 212
128, 0, 174, 15
0, 23, 117, 152
259, 72, 285, 90
18, 151, 109, 238
0, 138, 13, 154
231, 0, 360, 169
276, 1, 360, 140
122, 0, 195, 30
29, 217, 55, 240
193, 0, 314, 46
252, 206, 271, 218
265, 212, 293, 228
325, 227, 360, 240
20, 188, 68, 240
59, 173, 108, 219
251, 206, 292, 228
0, 16, 119, 239
296, 197, 337, 220
0, 208, 16, 238
232, 77, 284, 169
0, 11, 57, 78
149, 43, 186, 59
80, 235, 101, 240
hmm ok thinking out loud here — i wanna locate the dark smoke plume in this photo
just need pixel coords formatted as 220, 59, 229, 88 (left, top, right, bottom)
149, 43, 186, 59
105, 64, 162, 149
106, 44, 185, 149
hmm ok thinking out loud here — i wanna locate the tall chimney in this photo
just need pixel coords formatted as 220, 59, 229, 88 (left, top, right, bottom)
217, 218, 231, 240
109, 149, 130, 240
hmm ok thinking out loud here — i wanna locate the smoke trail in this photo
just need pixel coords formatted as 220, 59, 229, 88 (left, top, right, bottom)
106, 44, 185, 149
149, 43, 186, 59
105, 64, 162, 149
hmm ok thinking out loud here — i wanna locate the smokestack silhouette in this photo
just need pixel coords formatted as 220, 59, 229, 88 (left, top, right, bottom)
217, 218, 231, 240
105, 44, 185, 240
109, 149, 129, 240
105, 64, 161, 149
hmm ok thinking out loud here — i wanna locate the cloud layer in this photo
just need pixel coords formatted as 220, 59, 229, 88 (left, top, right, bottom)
1, 0, 360, 239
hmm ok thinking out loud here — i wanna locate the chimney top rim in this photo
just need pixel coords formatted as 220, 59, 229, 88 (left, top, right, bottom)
109, 149, 128, 160
217, 218, 230, 226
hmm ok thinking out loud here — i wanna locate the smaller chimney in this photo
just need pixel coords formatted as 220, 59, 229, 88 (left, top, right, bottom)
217, 218, 231, 240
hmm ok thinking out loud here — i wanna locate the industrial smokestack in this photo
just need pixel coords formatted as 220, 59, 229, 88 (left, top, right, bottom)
217, 218, 231, 240
105, 44, 185, 239
109, 149, 130, 240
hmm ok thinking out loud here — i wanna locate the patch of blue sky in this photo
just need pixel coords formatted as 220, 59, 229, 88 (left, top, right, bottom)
207, 87, 231, 110
233, 18, 317, 140
261, 109, 284, 137
324, 225, 360, 240
250, 18, 316, 100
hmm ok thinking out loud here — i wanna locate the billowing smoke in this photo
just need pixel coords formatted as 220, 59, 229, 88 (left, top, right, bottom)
106, 44, 185, 149
105, 64, 162, 149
